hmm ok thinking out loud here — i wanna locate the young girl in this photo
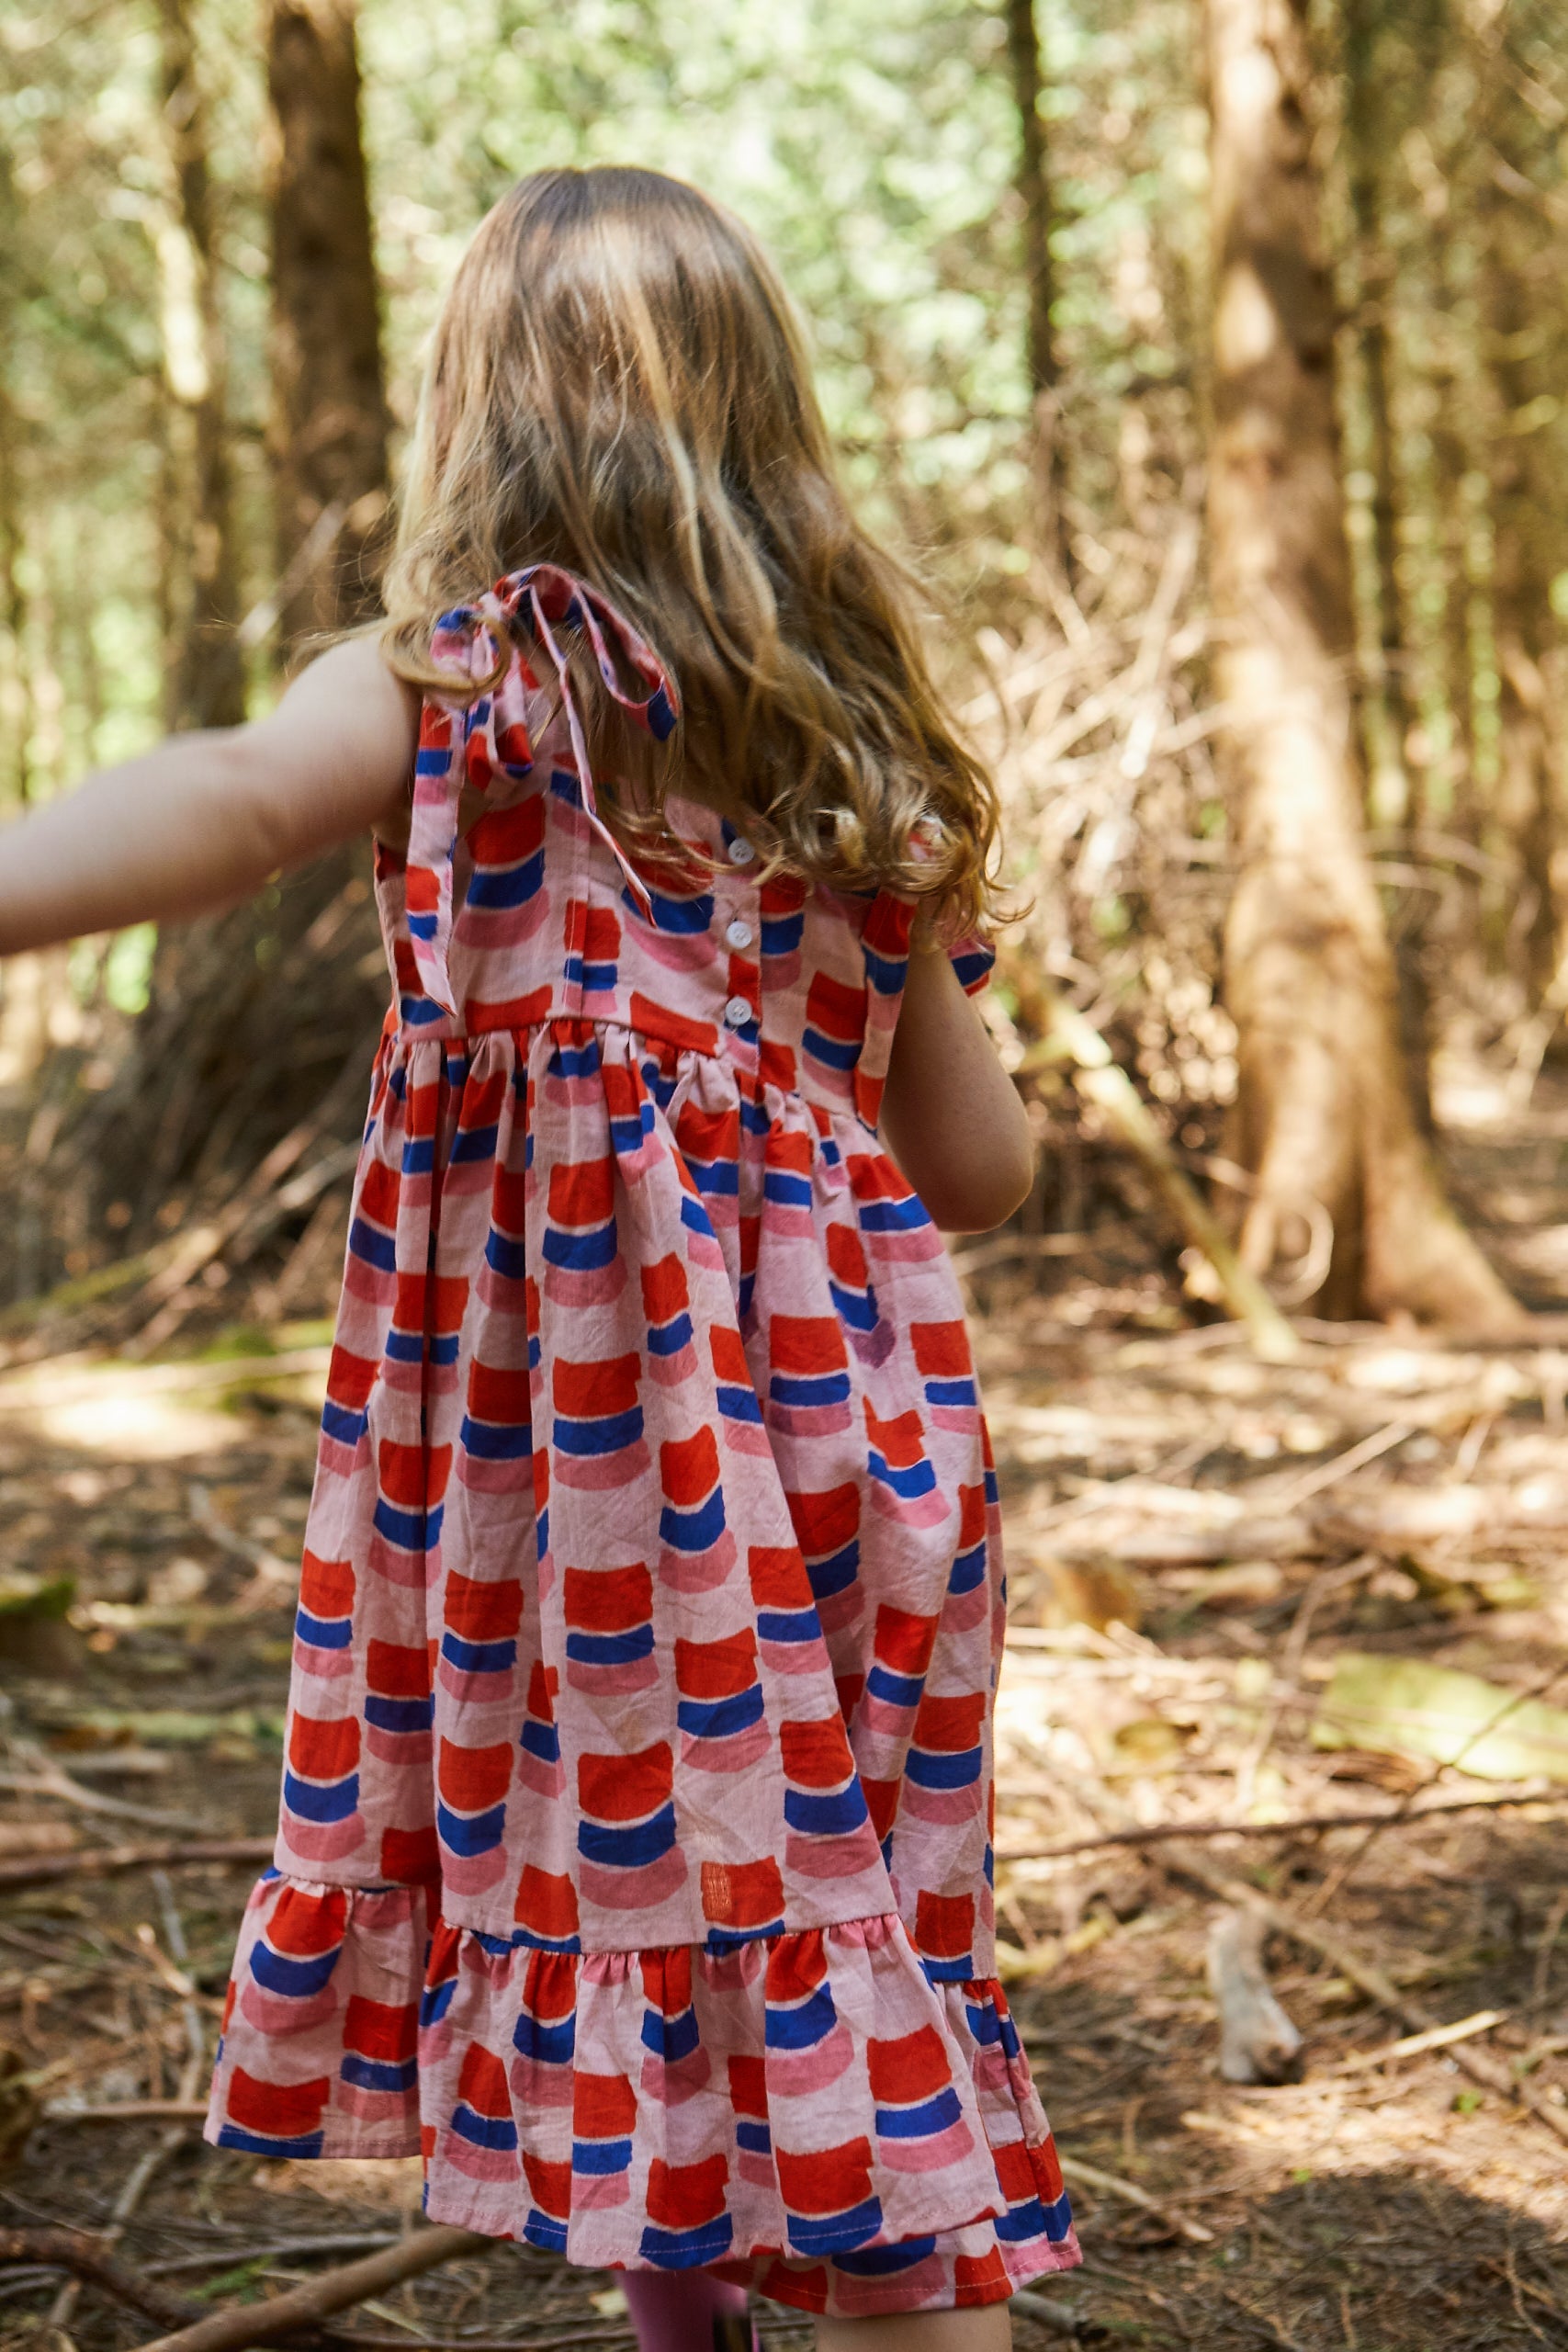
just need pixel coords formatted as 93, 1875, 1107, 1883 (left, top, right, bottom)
0, 169, 1077, 2348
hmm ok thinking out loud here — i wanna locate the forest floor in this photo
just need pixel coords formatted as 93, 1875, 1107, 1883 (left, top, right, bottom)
0, 1054, 1564, 2352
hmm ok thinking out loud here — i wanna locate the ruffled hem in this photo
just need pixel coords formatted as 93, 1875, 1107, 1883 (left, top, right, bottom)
207, 1874, 1078, 2313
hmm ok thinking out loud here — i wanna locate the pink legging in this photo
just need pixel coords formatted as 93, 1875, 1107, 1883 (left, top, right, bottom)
621, 2269, 758, 2351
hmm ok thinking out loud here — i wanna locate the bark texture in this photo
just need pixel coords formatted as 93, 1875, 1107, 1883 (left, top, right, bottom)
1344, 0, 1429, 1125
1344, 0, 1413, 784
1003, 0, 1069, 576
158, 0, 245, 732
1205, 0, 1520, 1331
0, 153, 30, 808
266, 0, 389, 653
1484, 183, 1563, 1007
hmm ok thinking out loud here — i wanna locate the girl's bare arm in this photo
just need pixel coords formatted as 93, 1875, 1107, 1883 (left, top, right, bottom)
0, 638, 421, 957
879, 944, 1034, 1233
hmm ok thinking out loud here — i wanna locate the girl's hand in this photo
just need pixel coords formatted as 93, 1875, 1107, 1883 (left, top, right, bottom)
0, 637, 420, 957
879, 943, 1034, 1234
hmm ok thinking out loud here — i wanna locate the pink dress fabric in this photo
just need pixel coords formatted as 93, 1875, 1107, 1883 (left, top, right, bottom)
206, 568, 1081, 2316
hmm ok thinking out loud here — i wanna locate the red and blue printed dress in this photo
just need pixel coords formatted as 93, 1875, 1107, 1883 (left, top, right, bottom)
206, 567, 1079, 2317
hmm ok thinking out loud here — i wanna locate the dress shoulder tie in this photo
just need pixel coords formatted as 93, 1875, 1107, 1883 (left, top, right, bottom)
405, 563, 679, 1014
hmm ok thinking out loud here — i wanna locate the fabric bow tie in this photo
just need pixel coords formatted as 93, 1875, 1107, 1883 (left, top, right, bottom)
404, 563, 680, 1015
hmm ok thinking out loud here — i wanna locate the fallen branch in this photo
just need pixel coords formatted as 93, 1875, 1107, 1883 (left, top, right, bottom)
948, 1223, 1140, 1277
1029, 991, 1298, 1363
0, 1836, 273, 1892
0, 1823, 75, 1858
51, 1870, 209, 2335
1327, 2007, 1509, 2075
145, 2237, 400, 2277
130, 2226, 491, 2352
321, 2335, 633, 2352
1, 1736, 207, 1833
994, 1785, 1568, 1862
46, 2098, 211, 2125
0, 2228, 198, 2328
1264, 1419, 1416, 1510
320, 2333, 629, 2352
1059, 2153, 1215, 2244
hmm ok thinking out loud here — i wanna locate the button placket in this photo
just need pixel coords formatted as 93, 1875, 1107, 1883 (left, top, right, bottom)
718, 841, 760, 1041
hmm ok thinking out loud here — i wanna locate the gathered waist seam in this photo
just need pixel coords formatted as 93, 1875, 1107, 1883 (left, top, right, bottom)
388, 1007, 880, 1132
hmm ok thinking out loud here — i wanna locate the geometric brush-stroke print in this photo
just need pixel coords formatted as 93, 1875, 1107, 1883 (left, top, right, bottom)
207, 568, 1078, 2315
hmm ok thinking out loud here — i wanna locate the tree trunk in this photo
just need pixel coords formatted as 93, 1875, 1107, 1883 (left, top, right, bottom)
266, 0, 389, 655
0, 154, 31, 810
1205, 0, 1520, 1332
1002, 0, 1070, 582
1344, 0, 1414, 791
1483, 181, 1563, 1012
1343, 0, 1431, 1127
158, 0, 246, 732
0, 372, 30, 811
1429, 362, 1477, 847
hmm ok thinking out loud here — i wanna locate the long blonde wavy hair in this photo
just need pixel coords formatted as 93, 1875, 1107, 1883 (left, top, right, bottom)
380, 166, 1001, 932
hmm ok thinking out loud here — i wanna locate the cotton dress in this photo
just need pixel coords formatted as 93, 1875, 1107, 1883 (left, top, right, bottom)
206, 566, 1080, 2317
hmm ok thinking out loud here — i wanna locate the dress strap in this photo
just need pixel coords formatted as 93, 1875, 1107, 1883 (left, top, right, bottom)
405, 564, 680, 1014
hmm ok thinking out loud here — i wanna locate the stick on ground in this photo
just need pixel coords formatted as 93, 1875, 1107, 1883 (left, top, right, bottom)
130, 2225, 491, 2352
0, 1834, 274, 1891
1059, 2154, 1216, 2245
994, 1785, 1568, 1861
0, 2228, 200, 2329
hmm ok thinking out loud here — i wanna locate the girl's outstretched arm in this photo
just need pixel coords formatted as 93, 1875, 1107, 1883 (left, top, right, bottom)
0, 637, 420, 956
880, 943, 1034, 1233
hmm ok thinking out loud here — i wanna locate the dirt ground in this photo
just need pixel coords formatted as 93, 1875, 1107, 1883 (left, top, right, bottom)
0, 1059, 1563, 2351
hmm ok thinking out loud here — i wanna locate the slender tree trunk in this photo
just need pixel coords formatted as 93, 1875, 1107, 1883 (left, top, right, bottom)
1483, 183, 1562, 1010
1003, 0, 1070, 582
1343, 0, 1432, 1126
266, 0, 389, 654
0, 368, 30, 811
1205, 0, 1519, 1331
1429, 375, 1476, 843
0, 153, 31, 810
1344, 0, 1414, 787
157, 0, 245, 731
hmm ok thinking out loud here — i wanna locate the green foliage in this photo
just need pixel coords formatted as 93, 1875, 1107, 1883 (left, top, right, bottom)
0, 0, 1213, 814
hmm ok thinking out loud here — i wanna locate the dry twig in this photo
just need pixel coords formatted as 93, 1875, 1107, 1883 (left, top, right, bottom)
130, 2228, 492, 2352
0, 2228, 199, 2328
0, 1835, 273, 1891
1060, 2152, 1215, 2244
994, 1784, 1568, 1862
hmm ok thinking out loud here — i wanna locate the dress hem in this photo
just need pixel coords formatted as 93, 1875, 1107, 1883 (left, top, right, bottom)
206, 1871, 1080, 2315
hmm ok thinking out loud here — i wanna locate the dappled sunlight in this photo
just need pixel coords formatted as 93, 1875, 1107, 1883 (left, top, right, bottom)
2, 0, 1567, 2333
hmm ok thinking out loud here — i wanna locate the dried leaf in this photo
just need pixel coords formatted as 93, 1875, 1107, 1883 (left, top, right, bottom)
1111, 1717, 1192, 1771
1312, 1651, 1568, 1782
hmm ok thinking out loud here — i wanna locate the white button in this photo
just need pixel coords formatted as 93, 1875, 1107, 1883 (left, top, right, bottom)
725, 919, 753, 951
727, 836, 755, 866
724, 995, 754, 1029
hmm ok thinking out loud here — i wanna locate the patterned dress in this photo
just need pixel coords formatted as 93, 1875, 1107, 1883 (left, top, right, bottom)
206, 566, 1080, 2317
